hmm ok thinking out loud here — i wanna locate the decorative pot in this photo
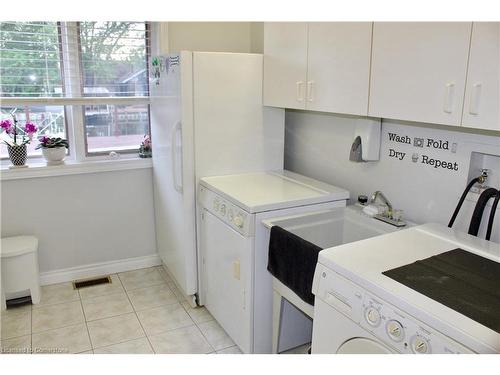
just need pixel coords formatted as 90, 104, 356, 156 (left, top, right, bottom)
42, 147, 66, 166
139, 147, 152, 158
7, 144, 27, 168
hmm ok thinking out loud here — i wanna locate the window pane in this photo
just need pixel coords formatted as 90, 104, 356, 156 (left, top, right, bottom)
78, 22, 149, 97
1, 105, 67, 158
84, 104, 149, 154
0, 22, 64, 97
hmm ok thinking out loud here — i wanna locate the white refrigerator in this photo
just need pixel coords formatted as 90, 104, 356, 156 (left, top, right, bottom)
149, 51, 285, 305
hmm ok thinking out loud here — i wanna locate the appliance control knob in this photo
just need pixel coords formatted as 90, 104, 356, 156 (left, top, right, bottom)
358, 195, 368, 205
213, 199, 220, 211
220, 204, 226, 216
234, 214, 244, 228
386, 320, 405, 342
411, 336, 430, 354
364, 307, 381, 327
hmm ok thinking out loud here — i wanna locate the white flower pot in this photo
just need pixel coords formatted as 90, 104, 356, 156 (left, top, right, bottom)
42, 147, 66, 166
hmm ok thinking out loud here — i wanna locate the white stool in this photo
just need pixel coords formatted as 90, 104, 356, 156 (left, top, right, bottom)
272, 277, 314, 353
1, 236, 41, 310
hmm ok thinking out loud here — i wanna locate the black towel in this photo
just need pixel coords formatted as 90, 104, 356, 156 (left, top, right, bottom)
267, 225, 323, 305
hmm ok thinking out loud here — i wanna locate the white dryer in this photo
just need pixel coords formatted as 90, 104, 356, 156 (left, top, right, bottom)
197, 170, 349, 353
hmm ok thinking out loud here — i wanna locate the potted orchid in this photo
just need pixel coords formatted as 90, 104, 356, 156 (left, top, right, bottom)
36, 135, 69, 165
1, 115, 37, 168
139, 134, 152, 158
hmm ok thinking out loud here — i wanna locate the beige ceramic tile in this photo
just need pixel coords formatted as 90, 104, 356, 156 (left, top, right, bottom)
155, 266, 173, 283
136, 303, 193, 336
78, 350, 94, 354
181, 301, 214, 324
169, 284, 187, 303
0, 310, 31, 340
127, 283, 177, 311
81, 292, 133, 321
33, 282, 80, 308
148, 326, 213, 354
217, 346, 243, 354
32, 301, 85, 333
87, 312, 145, 349
32, 323, 91, 354
93, 337, 153, 354
0, 334, 31, 354
197, 320, 235, 351
78, 275, 124, 300
118, 267, 165, 291
1, 303, 31, 316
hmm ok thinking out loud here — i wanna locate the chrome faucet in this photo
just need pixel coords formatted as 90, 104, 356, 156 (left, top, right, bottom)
370, 191, 406, 227
371, 191, 393, 213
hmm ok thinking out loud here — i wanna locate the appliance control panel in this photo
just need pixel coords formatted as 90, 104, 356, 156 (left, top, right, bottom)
198, 185, 253, 237
315, 265, 474, 354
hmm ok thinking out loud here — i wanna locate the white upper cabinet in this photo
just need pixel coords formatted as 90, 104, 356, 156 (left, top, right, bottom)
263, 23, 308, 109
306, 22, 372, 115
263, 22, 372, 115
462, 22, 500, 131
369, 22, 472, 127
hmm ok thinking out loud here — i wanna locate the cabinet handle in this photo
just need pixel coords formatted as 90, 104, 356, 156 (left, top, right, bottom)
307, 81, 314, 102
443, 82, 455, 114
469, 83, 482, 115
296, 81, 304, 102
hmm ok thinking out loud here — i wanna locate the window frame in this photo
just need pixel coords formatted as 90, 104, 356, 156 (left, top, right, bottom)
0, 21, 152, 163
0, 21, 70, 160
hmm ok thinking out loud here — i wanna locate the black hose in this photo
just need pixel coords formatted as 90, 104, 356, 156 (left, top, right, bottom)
468, 188, 498, 237
485, 189, 500, 241
448, 177, 480, 228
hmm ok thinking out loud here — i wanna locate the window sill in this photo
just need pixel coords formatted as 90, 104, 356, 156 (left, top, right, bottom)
0, 157, 153, 181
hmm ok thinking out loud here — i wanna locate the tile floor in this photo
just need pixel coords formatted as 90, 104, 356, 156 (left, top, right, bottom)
0, 266, 243, 354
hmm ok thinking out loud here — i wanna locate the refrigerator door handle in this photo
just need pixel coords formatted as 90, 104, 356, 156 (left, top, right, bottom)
171, 121, 183, 193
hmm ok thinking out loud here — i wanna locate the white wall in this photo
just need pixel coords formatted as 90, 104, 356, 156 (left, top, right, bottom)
167, 22, 254, 53
154, 22, 263, 55
1, 168, 157, 273
285, 110, 500, 243
250, 22, 264, 53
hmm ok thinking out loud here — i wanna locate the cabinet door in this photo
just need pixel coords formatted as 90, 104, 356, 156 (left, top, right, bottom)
462, 23, 500, 131
263, 22, 308, 109
306, 22, 372, 116
369, 22, 472, 126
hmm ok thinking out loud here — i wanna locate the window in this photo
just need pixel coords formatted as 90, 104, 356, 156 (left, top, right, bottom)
78, 22, 150, 154
84, 103, 150, 153
0, 21, 150, 160
0, 22, 67, 158
0, 105, 66, 158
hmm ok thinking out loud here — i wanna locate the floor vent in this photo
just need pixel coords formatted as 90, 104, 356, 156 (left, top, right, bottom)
6, 296, 32, 308
73, 276, 111, 289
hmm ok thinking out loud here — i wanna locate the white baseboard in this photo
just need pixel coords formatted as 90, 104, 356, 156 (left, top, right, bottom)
39, 254, 162, 286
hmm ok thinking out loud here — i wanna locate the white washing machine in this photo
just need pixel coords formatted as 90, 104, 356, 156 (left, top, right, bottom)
313, 297, 395, 354
312, 223, 500, 354
312, 264, 474, 353
197, 170, 349, 353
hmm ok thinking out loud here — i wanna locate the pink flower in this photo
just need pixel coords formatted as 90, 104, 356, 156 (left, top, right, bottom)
142, 135, 151, 148
1, 119, 12, 133
38, 135, 50, 145
24, 122, 37, 140
24, 122, 37, 134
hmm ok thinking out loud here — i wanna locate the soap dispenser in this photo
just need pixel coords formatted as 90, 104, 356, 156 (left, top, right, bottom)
349, 136, 363, 162
349, 118, 382, 162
